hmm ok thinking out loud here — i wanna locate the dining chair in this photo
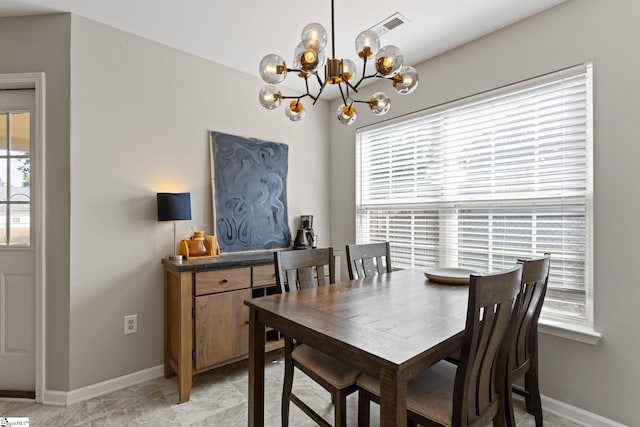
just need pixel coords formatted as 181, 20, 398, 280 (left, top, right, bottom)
274, 247, 360, 427
505, 253, 551, 427
356, 265, 523, 427
345, 241, 392, 280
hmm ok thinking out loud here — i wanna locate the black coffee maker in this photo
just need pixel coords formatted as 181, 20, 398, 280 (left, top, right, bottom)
293, 215, 316, 249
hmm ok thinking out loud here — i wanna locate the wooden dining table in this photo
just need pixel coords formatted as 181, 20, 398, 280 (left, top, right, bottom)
245, 267, 470, 427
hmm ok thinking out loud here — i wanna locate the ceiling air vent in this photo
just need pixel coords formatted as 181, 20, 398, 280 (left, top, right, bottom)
369, 12, 410, 36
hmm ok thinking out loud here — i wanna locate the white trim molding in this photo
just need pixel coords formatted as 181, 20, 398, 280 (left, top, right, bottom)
541, 394, 628, 427
539, 317, 602, 345
42, 364, 164, 406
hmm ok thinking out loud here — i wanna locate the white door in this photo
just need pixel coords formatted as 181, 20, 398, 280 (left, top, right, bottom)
0, 89, 35, 392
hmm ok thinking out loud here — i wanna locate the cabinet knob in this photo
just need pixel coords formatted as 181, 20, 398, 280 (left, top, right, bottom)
222, 278, 229, 283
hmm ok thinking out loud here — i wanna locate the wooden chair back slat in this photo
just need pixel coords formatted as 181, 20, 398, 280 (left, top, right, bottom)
513, 254, 550, 372
283, 269, 298, 292
274, 248, 335, 293
346, 242, 392, 280
297, 267, 316, 289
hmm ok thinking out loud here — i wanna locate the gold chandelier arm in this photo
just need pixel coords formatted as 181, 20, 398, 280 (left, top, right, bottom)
337, 83, 350, 106
313, 81, 328, 104
356, 55, 369, 86
353, 73, 381, 89
282, 93, 318, 103
346, 80, 359, 93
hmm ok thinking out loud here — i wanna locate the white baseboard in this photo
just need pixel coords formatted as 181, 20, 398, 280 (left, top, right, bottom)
538, 394, 628, 427
41, 389, 67, 406
42, 364, 164, 406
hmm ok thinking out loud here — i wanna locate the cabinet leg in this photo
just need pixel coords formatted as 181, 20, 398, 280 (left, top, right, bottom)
178, 369, 192, 403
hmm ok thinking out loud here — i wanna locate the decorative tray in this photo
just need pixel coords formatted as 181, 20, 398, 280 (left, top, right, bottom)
424, 267, 479, 285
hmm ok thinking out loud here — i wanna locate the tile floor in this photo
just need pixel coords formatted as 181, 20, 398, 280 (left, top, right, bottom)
0, 349, 582, 426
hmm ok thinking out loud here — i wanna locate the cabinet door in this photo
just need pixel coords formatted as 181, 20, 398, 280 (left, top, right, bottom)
194, 288, 252, 370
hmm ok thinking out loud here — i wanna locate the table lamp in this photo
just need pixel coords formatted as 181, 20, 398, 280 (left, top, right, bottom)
157, 192, 191, 261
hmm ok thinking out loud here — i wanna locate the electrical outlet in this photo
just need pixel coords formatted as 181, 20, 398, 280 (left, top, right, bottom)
124, 314, 137, 335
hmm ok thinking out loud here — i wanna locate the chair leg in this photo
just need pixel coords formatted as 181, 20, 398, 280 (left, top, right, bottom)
281, 338, 295, 427
524, 369, 543, 427
504, 384, 516, 427
495, 393, 509, 427
357, 389, 371, 427
334, 390, 347, 427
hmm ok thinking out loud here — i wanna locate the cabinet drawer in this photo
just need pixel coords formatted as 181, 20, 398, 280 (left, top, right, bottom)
253, 264, 276, 288
195, 268, 250, 295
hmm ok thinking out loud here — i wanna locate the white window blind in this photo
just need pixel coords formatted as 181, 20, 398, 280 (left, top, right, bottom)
356, 64, 592, 321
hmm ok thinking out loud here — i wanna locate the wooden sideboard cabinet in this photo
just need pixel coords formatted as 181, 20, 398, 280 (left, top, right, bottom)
162, 252, 282, 403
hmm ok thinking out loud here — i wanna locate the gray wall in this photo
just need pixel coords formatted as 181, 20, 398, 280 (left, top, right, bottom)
68, 16, 330, 389
0, 14, 71, 392
329, 0, 639, 424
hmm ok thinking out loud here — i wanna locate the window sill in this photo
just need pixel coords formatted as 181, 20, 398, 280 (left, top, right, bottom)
538, 318, 601, 345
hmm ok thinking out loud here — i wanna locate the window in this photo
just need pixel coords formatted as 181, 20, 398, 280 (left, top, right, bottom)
0, 110, 31, 247
356, 64, 592, 324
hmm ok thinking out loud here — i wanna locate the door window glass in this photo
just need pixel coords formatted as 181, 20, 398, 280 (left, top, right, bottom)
0, 111, 31, 246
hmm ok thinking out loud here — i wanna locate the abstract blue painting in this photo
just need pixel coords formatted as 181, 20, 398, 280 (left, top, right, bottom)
210, 131, 291, 252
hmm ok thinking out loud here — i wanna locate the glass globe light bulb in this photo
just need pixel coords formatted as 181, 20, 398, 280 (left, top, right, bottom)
294, 42, 325, 73
375, 45, 404, 76
355, 30, 380, 59
301, 23, 328, 50
369, 92, 391, 116
342, 59, 356, 82
259, 54, 287, 84
304, 49, 316, 64
285, 100, 306, 122
392, 66, 419, 95
292, 45, 304, 74
337, 104, 357, 125
258, 85, 282, 110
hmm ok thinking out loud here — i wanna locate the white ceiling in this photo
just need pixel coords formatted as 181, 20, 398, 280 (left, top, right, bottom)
0, 0, 566, 99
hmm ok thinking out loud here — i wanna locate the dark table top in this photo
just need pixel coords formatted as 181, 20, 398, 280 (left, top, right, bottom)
246, 268, 469, 369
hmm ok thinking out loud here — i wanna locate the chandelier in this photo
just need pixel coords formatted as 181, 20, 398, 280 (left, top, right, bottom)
258, 0, 419, 125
